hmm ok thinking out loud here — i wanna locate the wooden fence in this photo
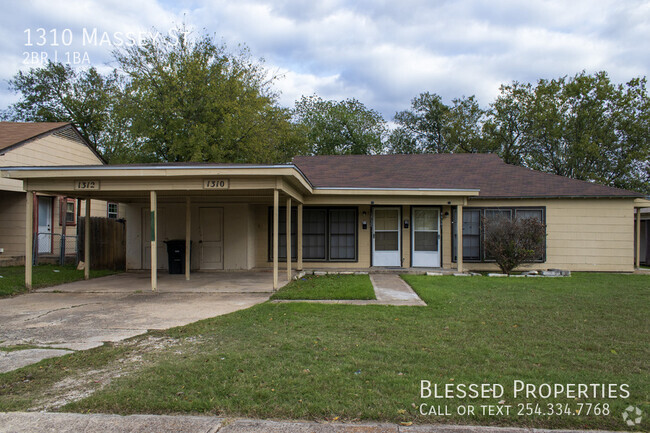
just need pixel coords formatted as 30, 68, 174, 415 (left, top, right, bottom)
78, 217, 126, 271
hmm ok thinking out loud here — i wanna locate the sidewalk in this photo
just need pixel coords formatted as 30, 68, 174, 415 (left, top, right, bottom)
0, 412, 621, 433
272, 274, 426, 306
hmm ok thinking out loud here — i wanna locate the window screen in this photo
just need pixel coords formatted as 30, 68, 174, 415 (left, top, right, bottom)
303, 209, 327, 260
462, 210, 481, 260
329, 209, 356, 259
66, 201, 75, 224
452, 209, 481, 261
413, 208, 438, 252
452, 207, 546, 263
483, 209, 511, 260
516, 209, 543, 221
484, 208, 512, 221
270, 207, 357, 262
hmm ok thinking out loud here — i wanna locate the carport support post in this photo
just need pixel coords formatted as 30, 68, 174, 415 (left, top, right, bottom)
84, 199, 91, 280
297, 203, 303, 271
273, 189, 279, 290
25, 191, 34, 289
457, 204, 463, 273
286, 197, 292, 281
150, 191, 157, 291
636, 208, 641, 269
185, 196, 191, 281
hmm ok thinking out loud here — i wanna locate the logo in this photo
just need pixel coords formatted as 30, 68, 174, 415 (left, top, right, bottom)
622, 406, 643, 427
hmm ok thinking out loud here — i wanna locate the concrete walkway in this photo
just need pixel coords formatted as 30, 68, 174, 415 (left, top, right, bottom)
273, 273, 426, 306
0, 412, 621, 433
370, 274, 426, 306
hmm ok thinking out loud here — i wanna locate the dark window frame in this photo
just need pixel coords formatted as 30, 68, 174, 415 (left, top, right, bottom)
268, 206, 358, 263
452, 206, 546, 263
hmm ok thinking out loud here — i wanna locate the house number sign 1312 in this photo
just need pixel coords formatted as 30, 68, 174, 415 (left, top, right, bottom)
203, 179, 230, 189
74, 180, 100, 190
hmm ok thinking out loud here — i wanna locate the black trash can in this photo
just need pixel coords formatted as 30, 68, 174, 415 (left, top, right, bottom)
165, 240, 191, 274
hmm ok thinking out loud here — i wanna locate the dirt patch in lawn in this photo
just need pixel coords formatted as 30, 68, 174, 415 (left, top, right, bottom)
28, 335, 202, 411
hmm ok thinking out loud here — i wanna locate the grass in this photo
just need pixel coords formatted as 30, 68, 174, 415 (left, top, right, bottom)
0, 273, 648, 431
0, 264, 117, 297
271, 274, 376, 300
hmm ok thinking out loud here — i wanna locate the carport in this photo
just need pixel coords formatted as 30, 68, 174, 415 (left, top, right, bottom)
3, 164, 312, 291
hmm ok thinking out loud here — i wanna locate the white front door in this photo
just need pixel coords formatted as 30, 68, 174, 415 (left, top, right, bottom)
372, 207, 401, 267
199, 207, 224, 270
37, 197, 52, 254
412, 207, 441, 267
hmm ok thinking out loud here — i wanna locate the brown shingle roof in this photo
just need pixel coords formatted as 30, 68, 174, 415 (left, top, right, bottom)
0, 121, 71, 152
292, 154, 642, 198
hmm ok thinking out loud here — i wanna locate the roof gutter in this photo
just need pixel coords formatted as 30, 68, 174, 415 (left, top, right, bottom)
313, 186, 480, 192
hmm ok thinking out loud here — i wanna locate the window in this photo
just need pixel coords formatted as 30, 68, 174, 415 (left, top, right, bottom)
452, 209, 481, 261
452, 207, 546, 262
303, 209, 327, 260
483, 209, 512, 260
107, 203, 118, 219
515, 208, 543, 221
329, 209, 356, 259
60, 198, 76, 226
269, 207, 357, 262
413, 208, 439, 252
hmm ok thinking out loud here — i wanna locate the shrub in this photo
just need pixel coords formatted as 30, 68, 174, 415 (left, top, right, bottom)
483, 215, 546, 275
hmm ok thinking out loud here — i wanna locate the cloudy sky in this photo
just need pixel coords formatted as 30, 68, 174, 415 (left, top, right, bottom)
1, 0, 649, 119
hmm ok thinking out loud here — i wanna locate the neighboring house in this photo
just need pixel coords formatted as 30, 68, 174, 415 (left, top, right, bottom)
2, 154, 648, 288
0, 122, 114, 266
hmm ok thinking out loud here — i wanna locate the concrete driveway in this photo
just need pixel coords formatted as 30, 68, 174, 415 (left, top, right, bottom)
0, 271, 279, 372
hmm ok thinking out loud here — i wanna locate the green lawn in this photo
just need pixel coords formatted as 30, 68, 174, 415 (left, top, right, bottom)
271, 274, 376, 300
0, 273, 647, 431
0, 264, 117, 297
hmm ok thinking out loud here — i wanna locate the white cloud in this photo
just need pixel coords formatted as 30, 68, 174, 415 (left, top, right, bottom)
1, 0, 648, 121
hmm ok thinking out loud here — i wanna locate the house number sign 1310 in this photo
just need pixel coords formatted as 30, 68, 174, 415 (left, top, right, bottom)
74, 180, 100, 190
203, 179, 230, 189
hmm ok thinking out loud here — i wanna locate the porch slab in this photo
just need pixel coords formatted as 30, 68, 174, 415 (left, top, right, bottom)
35, 271, 285, 294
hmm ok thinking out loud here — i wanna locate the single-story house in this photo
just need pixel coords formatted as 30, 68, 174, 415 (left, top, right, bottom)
0, 122, 119, 266
2, 153, 648, 289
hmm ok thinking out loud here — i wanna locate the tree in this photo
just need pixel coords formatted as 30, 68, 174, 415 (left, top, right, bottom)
293, 95, 387, 155
114, 28, 302, 163
486, 72, 650, 192
389, 92, 450, 153
446, 95, 487, 153
482, 82, 532, 165
388, 92, 486, 154
483, 215, 547, 275
4, 61, 120, 155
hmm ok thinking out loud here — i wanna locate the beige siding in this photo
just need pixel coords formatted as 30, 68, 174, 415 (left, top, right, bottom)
0, 133, 103, 192
0, 191, 26, 260
252, 198, 635, 272
457, 198, 635, 272
0, 134, 111, 264
124, 202, 254, 271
